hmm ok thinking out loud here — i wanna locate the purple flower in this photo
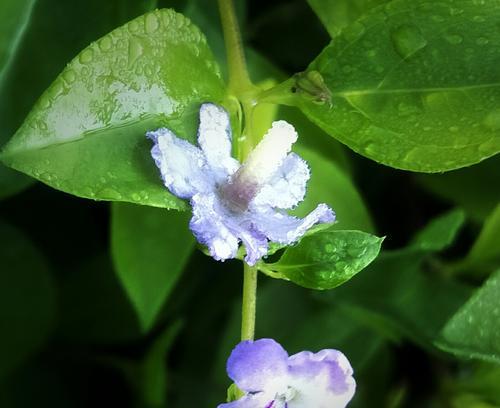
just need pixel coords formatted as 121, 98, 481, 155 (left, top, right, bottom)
219, 338, 356, 408
147, 103, 335, 265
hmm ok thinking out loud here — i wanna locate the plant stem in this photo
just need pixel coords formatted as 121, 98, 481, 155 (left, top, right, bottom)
241, 263, 258, 341
217, 0, 253, 94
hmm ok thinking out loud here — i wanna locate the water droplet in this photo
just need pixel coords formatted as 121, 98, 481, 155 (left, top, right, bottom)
473, 15, 486, 23
483, 109, 500, 130
445, 33, 463, 45
145, 13, 160, 34
98, 37, 113, 52
449, 126, 459, 132
63, 69, 76, 84
128, 38, 143, 66
431, 15, 445, 22
128, 20, 140, 33
476, 37, 488, 45
391, 25, 428, 59
131, 193, 141, 201
79, 48, 94, 64
48, 81, 64, 99
344, 21, 366, 42
342, 65, 353, 74
478, 138, 500, 154
97, 187, 123, 200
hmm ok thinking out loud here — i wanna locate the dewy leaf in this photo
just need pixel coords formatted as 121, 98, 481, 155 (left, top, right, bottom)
268, 229, 383, 290
0, 0, 36, 88
111, 203, 195, 332
298, 0, 500, 172
307, 0, 389, 38
0, 220, 56, 381
0, 9, 225, 208
437, 270, 500, 364
411, 209, 465, 251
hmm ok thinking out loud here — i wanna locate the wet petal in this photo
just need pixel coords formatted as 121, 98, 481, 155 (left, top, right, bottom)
252, 153, 310, 210
198, 103, 239, 181
239, 226, 268, 266
253, 204, 335, 245
287, 350, 356, 408
189, 193, 239, 261
147, 128, 212, 199
227, 339, 289, 393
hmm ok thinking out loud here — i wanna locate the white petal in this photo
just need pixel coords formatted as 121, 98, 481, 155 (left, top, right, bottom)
147, 128, 212, 199
252, 204, 335, 245
252, 153, 310, 210
189, 193, 239, 261
198, 103, 239, 182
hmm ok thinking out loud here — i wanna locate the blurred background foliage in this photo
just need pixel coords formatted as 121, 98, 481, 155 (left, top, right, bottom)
1, 0, 500, 407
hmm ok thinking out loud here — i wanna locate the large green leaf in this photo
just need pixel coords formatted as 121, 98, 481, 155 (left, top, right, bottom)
0, 0, 156, 200
297, 0, 500, 172
0, 220, 56, 381
111, 203, 194, 332
307, 0, 388, 38
1, 9, 225, 208
266, 228, 383, 290
437, 270, 500, 363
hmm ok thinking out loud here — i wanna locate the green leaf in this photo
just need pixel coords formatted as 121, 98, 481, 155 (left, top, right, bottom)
268, 228, 383, 290
1, 9, 225, 208
465, 204, 500, 274
0, 220, 56, 381
437, 270, 500, 363
0, 0, 36, 87
298, 0, 500, 172
307, 0, 388, 38
111, 203, 194, 332
417, 156, 500, 223
411, 209, 465, 251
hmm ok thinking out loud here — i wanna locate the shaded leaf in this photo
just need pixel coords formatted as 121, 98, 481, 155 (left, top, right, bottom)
267, 228, 383, 290
298, 0, 500, 172
437, 270, 500, 363
0, 220, 56, 380
112, 203, 194, 332
411, 209, 465, 251
1, 9, 225, 208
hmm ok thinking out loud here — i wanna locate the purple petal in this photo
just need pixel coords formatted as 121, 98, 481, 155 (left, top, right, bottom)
227, 339, 289, 393
287, 350, 356, 408
252, 204, 335, 245
218, 396, 266, 408
147, 128, 212, 199
238, 226, 269, 266
252, 153, 310, 210
189, 193, 239, 261
198, 103, 239, 182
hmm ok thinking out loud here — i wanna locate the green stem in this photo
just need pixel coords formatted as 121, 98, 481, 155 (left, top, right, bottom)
218, 0, 253, 94
241, 263, 258, 341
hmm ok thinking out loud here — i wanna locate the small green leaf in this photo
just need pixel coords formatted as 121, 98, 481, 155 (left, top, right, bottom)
465, 204, 500, 274
0, 220, 56, 381
437, 270, 500, 363
268, 229, 383, 290
1, 9, 225, 208
111, 203, 194, 332
411, 209, 465, 251
307, 0, 388, 38
298, 0, 500, 172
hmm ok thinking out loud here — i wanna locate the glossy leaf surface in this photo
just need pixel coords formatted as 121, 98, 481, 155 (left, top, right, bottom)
299, 0, 500, 172
268, 229, 383, 290
112, 203, 194, 331
1, 9, 225, 208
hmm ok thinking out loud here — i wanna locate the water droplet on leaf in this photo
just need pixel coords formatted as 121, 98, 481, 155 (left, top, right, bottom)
391, 25, 428, 59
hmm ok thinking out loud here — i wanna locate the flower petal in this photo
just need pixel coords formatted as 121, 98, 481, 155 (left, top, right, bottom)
147, 128, 211, 199
217, 395, 268, 408
287, 350, 356, 408
252, 204, 335, 245
238, 226, 269, 266
252, 153, 310, 210
198, 103, 239, 182
189, 193, 239, 261
227, 339, 289, 393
